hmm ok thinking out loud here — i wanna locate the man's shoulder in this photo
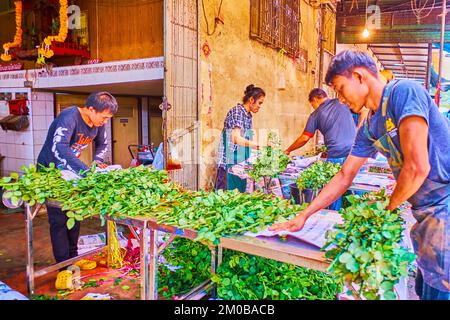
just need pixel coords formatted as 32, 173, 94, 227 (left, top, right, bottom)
57, 106, 79, 119
317, 98, 347, 115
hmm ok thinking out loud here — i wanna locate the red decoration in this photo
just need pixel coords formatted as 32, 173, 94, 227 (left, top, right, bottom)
51, 41, 90, 59
8, 99, 29, 116
202, 41, 212, 59
0, 63, 23, 72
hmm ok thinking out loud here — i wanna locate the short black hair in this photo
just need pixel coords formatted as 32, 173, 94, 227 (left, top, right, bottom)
308, 88, 328, 102
243, 84, 265, 103
325, 50, 379, 85
85, 92, 119, 114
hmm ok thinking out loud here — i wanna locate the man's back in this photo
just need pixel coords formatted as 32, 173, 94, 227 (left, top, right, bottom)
305, 98, 357, 158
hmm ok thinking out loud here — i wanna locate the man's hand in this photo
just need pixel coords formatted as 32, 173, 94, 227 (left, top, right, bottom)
269, 213, 308, 232
284, 150, 290, 155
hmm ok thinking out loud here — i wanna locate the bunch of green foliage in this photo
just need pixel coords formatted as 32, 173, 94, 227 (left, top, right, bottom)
158, 239, 342, 300
248, 132, 289, 183
212, 250, 342, 300
153, 189, 303, 245
0, 164, 72, 207
1, 165, 303, 246
296, 161, 341, 191
158, 238, 212, 299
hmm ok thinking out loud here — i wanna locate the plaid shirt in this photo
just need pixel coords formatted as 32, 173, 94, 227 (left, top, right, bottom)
217, 104, 253, 168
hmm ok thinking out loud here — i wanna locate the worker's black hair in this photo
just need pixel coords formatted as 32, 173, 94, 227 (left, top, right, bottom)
308, 88, 328, 102
243, 84, 265, 104
85, 92, 119, 114
325, 50, 379, 85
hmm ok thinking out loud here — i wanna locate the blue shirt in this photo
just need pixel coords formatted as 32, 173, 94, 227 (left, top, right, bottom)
304, 98, 357, 158
217, 104, 253, 168
37, 107, 108, 175
351, 80, 450, 184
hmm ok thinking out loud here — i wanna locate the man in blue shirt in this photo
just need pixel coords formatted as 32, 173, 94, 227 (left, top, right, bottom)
270, 50, 450, 300
38, 92, 118, 265
285, 88, 356, 161
285, 88, 357, 210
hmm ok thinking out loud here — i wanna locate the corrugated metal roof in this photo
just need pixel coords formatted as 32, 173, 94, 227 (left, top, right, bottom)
369, 43, 430, 83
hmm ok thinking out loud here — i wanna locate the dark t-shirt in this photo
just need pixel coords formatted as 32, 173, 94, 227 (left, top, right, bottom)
351, 80, 450, 184
304, 98, 357, 158
37, 106, 108, 174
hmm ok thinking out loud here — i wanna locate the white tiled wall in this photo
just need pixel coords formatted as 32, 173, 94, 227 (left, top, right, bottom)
31, 92, 54, 168
0, 90, 119, 176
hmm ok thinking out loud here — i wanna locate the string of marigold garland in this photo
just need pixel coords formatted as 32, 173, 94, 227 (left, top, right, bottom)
1, 1, 23, 62
37, 0, 69, 65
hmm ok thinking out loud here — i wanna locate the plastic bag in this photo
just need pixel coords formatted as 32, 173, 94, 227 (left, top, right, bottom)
152, 143, 164, 170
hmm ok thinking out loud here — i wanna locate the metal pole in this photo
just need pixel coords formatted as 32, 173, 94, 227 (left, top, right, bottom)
25, 204, 34, 297
140, 227, 151, 300
149, 229, 158, 300
437, 0, 447, 106
426, 43, 433, 90
210, 246, 218, 299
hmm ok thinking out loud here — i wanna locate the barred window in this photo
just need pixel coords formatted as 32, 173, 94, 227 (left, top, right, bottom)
250, 0, 301, 56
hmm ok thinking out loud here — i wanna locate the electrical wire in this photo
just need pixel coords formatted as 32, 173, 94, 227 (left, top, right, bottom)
411, 0, 436, 23
202, 0, 224, 36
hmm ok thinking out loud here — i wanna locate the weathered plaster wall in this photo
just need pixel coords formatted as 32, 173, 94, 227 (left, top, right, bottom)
199, 1, 326, 190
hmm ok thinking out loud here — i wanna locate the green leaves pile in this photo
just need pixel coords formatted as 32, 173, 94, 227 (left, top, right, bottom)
158, 238, 341, 300
248, 132, 289, 182
158, 238, 212, 299
213, 251, 342, 300
296, 161, 341, 191
152, 190, 304, 245
1, 164, 302, 246
60, 166, 181, 228
322, 190, 415, 300
1, 164, 71, 207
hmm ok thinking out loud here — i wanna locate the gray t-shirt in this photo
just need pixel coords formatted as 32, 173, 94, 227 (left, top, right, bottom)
304, 98, 357, 158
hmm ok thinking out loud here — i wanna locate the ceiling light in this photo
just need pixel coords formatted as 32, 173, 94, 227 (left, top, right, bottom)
362, 28, 370, 39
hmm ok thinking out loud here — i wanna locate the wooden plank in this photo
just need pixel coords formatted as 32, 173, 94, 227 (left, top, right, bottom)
220, 235, 329, 273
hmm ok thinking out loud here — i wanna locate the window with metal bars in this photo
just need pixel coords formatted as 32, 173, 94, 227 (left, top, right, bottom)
250, 0, 300, 56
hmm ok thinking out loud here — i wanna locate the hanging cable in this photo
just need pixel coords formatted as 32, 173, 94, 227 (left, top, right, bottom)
202, 0, 224, 36
411, 0, 436, 24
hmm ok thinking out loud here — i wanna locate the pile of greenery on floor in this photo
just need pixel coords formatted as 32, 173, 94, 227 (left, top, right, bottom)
158, 238, 342, 300
213, 250, 342, 300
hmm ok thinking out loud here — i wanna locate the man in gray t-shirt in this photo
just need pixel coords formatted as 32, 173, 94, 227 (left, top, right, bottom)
285, 88, 357, 161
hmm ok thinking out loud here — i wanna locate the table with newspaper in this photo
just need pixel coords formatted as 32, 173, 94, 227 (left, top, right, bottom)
228, 153, 396, 197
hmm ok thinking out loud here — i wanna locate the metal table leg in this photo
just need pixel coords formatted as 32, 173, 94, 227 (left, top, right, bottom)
210, 246, 223, 299
140, 227, 150, 300
149, 229, 158, 300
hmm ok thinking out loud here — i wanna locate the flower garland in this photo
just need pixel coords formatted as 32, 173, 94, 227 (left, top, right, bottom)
1, 1, 23, 62
37, 0, 69, 64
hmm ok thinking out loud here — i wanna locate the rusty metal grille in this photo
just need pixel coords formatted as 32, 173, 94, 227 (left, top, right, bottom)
250, 0, 300, 56
165, 0, 199, 190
